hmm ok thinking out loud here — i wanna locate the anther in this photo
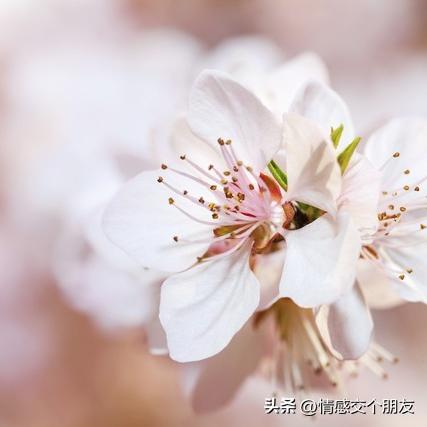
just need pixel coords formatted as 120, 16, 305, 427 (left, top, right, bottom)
393, 152, 400, 158
173, 236, 178, 242
183, 190, 188, 195
210, 185, 217, 190
198, 197, 205, 204
180, 154, 186, 160
246, 166, 253, 172
237, 160, 243, 166
157, 177, 164, 183
404, 169, 410, 174
212, 213, 219, 219
225, 139, 232, 145
208, 164, 214, 170
388, 205, 395, 210
399, 207, 406, 212
382, 191, 388, 195
399, 274, 405, 280
406, 268, 413, 274
420, 224, 426, 230
223, 171, 231, 176
233, 166, 239, 172
415, 186, 420, 192
220, 179, 228, 185
168, 197, 174, 205
403, 185, 410, 191
217, 138, 225, 146
161, 164, 168, 170
232, 176, 238, 183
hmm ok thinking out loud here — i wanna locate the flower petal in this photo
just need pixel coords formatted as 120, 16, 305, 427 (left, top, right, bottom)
356, 258, 403, 309
281, 112, 341, 214
316, 284, 373, 360
253, 246, 284, 310
382, 243, 427, 303
159, 244, 260, 362
339, 153, 381, 237
279, 211, 361, 307
362, 118, 427, 198
169, 115, 223, 167
290, 81, 355, 150
103, 170, 214, 273
188, 70, 282, 171
182, 320, 266, 413
267, 52, 329, 115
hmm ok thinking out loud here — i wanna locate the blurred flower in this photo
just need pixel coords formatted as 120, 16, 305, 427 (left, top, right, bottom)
0, 223, 54, 389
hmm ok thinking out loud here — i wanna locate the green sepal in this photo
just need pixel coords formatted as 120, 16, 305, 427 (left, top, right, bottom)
268, 160, 288, 191
331, 124, 344, 149
337, 136, 361, 174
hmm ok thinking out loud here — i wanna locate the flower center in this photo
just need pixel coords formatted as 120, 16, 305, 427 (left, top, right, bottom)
157, 138, 290, 261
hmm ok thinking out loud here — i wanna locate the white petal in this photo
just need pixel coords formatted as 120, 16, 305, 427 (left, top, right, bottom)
267, 52, 329, 115
362, 118, 427, 197
290, 81, 355, 150
182, 321, 265, 413
103, 170, 214, 273
340, 153, 381, 237
383, 243, 427, 303
169, 115, 223, 167
281, 112, 341, 214
356, 258, 403, 309
253, 247, 284, 310
188, 70, 282, 171
279, 211, 361, 307
84, 204, 138, 272
316, 284, 373, 360
159, 244, 260, 362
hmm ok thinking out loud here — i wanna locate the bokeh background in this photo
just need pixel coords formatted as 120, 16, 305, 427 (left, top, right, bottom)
0, 1, 427, 426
